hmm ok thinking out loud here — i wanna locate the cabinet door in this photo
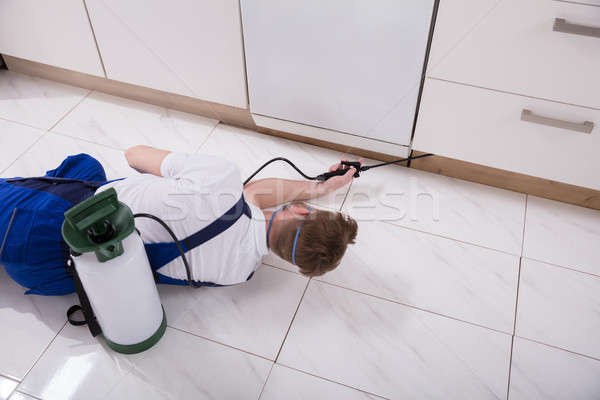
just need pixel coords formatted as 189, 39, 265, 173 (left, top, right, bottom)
241, 0, 436, 146
0, 0, 104, 76
85, 0, 248, 108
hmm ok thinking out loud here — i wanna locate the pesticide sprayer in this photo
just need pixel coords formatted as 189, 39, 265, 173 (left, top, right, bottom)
62, 188, 166, 354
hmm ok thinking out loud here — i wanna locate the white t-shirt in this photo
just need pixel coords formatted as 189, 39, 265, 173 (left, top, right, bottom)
97, 153, 268, 285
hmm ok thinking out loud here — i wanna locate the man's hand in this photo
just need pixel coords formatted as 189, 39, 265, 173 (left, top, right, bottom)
314, 158, 364, 196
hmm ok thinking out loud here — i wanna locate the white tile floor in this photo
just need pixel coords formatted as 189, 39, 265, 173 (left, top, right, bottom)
0, 70, 599, 399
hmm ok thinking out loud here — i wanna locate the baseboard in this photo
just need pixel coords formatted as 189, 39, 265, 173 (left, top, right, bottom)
3, 55, 256, 129
5, 54, 600, 210
410, 151, 600, 210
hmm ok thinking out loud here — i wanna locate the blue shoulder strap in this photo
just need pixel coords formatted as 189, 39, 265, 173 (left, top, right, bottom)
145, 195, 252, 271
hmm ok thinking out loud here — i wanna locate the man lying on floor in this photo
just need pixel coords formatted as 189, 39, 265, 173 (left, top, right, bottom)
0, 146, 358, 295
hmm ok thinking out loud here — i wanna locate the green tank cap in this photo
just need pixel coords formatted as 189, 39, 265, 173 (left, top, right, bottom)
62, 187, 134, 262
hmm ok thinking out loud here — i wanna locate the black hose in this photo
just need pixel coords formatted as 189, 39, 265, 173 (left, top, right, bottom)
133, 213, 196, 288
243, 157, 319, 185
243, 153, 434, 184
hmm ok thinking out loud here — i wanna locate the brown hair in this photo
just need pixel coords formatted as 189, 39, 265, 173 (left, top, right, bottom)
272, 209, 358, 277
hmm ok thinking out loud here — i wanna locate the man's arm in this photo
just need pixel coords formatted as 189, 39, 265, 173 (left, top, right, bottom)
244, 159, 362, 209
125, 145, 171, 176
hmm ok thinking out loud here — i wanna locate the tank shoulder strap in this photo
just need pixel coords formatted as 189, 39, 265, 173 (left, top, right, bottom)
144, 195, 252, 272
65, 256, 102, 336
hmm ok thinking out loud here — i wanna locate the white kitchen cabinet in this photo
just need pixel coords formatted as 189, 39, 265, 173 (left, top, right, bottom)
427, 0, 600, 109
241, 0, 436, 147
414, 79, 600, 190
0, 0, 104, 77
85, 0, 248, 108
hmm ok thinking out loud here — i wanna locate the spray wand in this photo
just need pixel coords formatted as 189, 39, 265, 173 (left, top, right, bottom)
244, 153, 433, 185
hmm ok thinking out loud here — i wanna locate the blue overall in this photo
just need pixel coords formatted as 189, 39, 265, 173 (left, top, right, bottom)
0, 154, 252, 296
0, 154, 108, 295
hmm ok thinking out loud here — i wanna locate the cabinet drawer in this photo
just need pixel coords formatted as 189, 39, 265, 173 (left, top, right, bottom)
413, 79, 600, 190
427, 0, 600, 109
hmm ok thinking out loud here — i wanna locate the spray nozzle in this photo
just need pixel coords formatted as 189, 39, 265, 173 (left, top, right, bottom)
315, 160, 365, 181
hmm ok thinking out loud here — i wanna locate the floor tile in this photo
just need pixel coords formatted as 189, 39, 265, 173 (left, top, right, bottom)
319, 220, 519, 333
509, 338, 600, 400
0, 267, 75, 380
197, 124, 352, 210
52, 91, 218, 152
279, 280, 512, 399
345, 160, 526, 255
0, 70, 89, 130
0, 120, 43, 174
523, 196, 600, 276
2, 132, 136, 180
261, 364, 383, 400
159, 265, 307, 360
516, 258, 600, 359
261, 252, 300, 275
0, 375, 18, 400
19, 323, 272, 400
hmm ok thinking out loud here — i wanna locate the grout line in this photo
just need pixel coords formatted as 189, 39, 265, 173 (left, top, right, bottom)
339, 180, 353, 212
48, 90, 93, 132
166, 325, 274, 362
0, 133, 47, 176
507, 255, 523, 400
428, 77, 600, 112
508, 193, 527, 400
274, 278, 311, 363
313, 279, 512, 336
51, 129, 125, 152
17, 321, 68, 386
520, 256, 600, 279
512, 258, 523, 336
11, 390, 45, 400
274, 363, 391, 400
506, 335, 516, 400
260, 262, 302, 276
0, 372, 19, 382
0, 115, 48, 132
553, 0, 600, 7
194, 121, 221, 154
82, 0, 108, 78
377, 219, 521, 258
520, 195, 528, 257
256, 363, 275, 400
516, 336, 600, 363
1, 89, 91, 175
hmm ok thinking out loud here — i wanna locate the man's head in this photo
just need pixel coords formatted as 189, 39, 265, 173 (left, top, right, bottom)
268, 203, 358, 277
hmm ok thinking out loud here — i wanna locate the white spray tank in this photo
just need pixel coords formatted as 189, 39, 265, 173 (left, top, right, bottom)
62, 188, 166, 354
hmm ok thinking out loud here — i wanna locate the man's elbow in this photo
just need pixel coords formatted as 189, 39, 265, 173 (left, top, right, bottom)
125, 145, 146, 167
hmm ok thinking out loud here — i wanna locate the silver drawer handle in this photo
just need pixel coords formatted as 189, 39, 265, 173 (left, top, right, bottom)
553, 18, 600, 38
521, 109, 594, 134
